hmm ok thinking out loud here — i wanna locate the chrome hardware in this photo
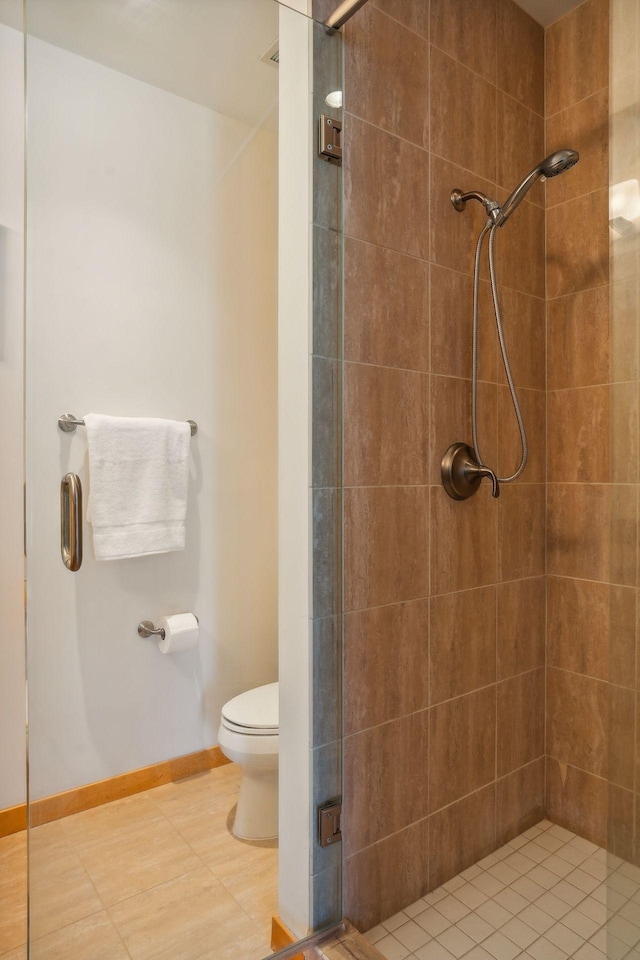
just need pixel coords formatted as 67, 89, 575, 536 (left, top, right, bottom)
60, 473, 83, 571
441, 443, 500, 501
319, 116, 342, 165
451, 188, 502, 223
318, 800, 342, 847
323, 0, 369, 31
138, 616, 198, 639
58, 414, 198, 436
138, 620, 166, 640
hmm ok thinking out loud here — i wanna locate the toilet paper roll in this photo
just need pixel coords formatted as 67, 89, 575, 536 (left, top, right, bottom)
157, 613, 199, 654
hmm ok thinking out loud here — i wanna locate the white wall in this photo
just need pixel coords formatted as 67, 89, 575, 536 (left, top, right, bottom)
24, 37, 278, 799
0, 22, 26, 810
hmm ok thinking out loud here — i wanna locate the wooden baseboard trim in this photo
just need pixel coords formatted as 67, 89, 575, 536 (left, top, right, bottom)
0, 745, 229, 838
271, 916, 304, 959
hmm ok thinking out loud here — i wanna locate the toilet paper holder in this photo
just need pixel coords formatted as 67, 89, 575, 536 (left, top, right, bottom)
137, 616, 199, 640
138, 620, 165, 640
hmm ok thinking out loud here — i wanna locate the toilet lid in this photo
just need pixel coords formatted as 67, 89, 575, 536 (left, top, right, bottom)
221, 682, 279, 732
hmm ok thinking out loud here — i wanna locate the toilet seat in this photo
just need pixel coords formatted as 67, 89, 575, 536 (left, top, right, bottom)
220, 716, 278, 736
221, 681, 278, 736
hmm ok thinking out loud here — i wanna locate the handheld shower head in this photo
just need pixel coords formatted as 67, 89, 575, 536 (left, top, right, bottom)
541, 148, 580, 178
496, 148, 579, 225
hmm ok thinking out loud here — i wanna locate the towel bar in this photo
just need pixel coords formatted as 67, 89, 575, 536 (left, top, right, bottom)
58, 414, 198, 436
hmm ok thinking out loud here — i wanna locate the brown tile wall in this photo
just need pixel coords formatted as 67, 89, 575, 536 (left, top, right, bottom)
544, 0, 637, 861
341, 0, 547, 931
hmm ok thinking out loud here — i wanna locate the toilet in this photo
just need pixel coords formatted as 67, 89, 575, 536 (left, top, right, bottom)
218, 681, 279, 840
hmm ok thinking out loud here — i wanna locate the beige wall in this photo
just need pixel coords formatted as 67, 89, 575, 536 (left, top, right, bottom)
340, 0, 547, 930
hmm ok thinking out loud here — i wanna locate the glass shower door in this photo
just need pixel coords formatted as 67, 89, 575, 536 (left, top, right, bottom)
22, 2, 344, 958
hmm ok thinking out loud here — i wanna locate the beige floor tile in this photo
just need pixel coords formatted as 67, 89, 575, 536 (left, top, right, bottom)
0, 947, 27, 960
109, 867, 269, 960
142, 766, 242, 818
59, 793, 165, 844
67, 799, 202, 905
210, 850, 279, 926
29, 820, 103, 939
165, 791, 275, 875
28, 911, 130, 960
0, 832, 27, 954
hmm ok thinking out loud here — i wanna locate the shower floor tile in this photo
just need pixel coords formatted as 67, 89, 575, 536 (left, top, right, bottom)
0, 762, 278, 960
366, 821, 640, 960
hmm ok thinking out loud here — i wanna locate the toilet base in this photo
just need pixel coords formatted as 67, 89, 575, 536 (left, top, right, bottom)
232, 767, 279, 840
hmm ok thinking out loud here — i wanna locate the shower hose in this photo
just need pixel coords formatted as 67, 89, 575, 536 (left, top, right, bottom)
471, 220, 528, 484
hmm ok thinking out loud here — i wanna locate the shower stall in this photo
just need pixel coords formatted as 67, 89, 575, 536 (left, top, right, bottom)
0, 0, 637, 958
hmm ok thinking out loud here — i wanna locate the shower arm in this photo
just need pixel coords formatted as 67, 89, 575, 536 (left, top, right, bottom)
451, 188, 502, 224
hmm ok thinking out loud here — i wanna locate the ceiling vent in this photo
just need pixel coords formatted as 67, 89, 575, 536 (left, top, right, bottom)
259, 38, 279, 67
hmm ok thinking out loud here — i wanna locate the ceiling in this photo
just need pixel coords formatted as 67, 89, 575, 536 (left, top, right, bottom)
0, 0, 588, 125
0, 0, 282, 128
515, 0, 584, 27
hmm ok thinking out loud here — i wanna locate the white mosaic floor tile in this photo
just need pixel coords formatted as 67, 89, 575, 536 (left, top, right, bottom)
482, 930, 521, 960
560, 907, 600, 940
573, 943, 605, 960
366, 822, 640, 960
511, 876, 546, 903
415, 909, 452, 939
544, 921, 584, 955
517, 904, 555, 935
503, 853, 538, 876
542, 856, 573, 880
493, 887, 529, 916
520, 842, 550, 864
456, 911, 495, 944
607, 914, 640, 948
437, 896, 471, 924
555, 844, 589, 868
533, 892, 572, 921
454, 883, 488, 911
364, 924, 387, 944
575, 895, 607, 927
618, 899, 640, 926
376, 934, 411, 960
444, 875, 467, 894
565, 868, 601, 895
549, 879, 585, 907
500, 916, 538, 949
405, 899, 430, 919
435, 925, 476, 958
525, 866, 558, 891
394, 921, 433, 952
535, 833, 566, 855
526, 936, 568, 960
383, 911, 412, 932
608, 871, 640, 899
464, 948, 494, 960
471, 873, 506, 898
414, 941, 455, 960
471, 899, 510, 930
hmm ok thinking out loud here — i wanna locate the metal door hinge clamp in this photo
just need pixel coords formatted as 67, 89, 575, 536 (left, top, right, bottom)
318, 800, 342, 847
319, 115, 342, 165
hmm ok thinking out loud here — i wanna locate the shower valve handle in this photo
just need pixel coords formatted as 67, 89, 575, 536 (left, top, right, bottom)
441, 442, 500, 500
469, 462, 500, 499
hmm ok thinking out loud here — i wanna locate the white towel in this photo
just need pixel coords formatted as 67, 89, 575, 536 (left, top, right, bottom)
84, 414, 190, 561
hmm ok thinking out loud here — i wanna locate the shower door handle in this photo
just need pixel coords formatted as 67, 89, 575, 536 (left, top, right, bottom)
60, 473, 83, 571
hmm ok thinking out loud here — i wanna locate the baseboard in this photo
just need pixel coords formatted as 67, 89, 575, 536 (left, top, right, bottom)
0, 745, 229, 838
271, 916, 304, 959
